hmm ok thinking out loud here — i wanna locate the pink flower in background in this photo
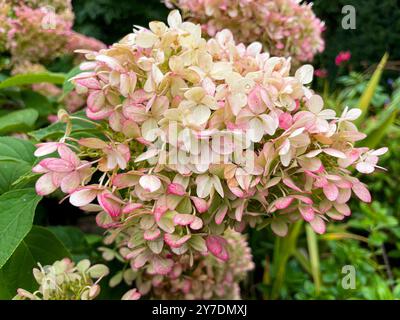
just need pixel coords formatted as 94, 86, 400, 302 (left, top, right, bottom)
166, 0, 325, 65
314, 68, 328, 78
335, 51, 351, 66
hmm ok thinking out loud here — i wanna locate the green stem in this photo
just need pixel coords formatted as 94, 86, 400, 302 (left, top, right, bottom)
269, 221, 303, 300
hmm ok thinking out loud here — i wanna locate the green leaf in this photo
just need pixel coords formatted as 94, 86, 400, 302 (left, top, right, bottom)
361, 95, 400, 149
356, 53, 389, 126
21, 91, 55, 117
0, 160, 32, 194
0, 226, 71, 299
0, 137, 36, 164
0, 109, 39, 135
62, 66, 83, 96
47, 226, 91, 262
0, 72, 66, 89
0, 188, 42, 268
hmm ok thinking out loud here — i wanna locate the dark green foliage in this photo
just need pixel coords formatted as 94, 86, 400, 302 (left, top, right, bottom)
309, 0, 400, 71
72, 0, 169, 44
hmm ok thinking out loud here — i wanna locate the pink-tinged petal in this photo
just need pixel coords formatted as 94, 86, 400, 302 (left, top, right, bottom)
41, 158, 74, 172
335, 179, 353, 189
235, 201, 245, 222
214, 205, 228, 225
173, 213, 195, 226
35, 172, 58, 196
86, 106, 113, 120
116, 144, 131, 166
58, 145, 79, 166
323, 183, 339, 201
133, 251, 151, 269
151, 257, 174, 275
34, 142, 60, 157
336, 188, 352, 204
98, 191, 122, 217
190, 196, 209, 214
275, 197, 294, 210
352, 183, 371, 203
206, 235, 229, 262
60, 171, 80, 193
326, 210, 345, 221
371, 147, 388, 156
69, 187, 99, 207
323, 148, 346, 159
96, 211, 117, 229
167, 183, 186, 196
143, 228, 161, 241
32, 163, 48, 174
309, 216, 326, 234
190, 217, 203, 230
122, 289, 141, 300
356, 162, 375, 174
271, 220, 288, 237
292, 195, 313, 205
334, 203, 351, 216
154, 206, 168, 222
248, 87, 267, 114
74, 77, 101, 90
283, 178, 303, 193
122, 203, 143, 214
78, 138, 108, 149
164, 234, 191, 248
87, 90, 105, 112
299, 206, 315, 222
139, 175, 162, 193
112, 172, 141, 188
202, 77, 216, 96
279, 113, 293, 130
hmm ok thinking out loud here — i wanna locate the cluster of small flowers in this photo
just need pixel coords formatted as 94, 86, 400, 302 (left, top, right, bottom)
101, 229, 254, 299
14, 258, 109, 300
0, 1, 12, 53
33, 11, 385, 277
6, 3, 73, 67
1, 0, 105, 72
165, 0, 325, 64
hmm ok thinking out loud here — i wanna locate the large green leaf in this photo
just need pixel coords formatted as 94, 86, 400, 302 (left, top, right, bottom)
0, 188, 42, 268
0, 109, 39, 135
48, 226, 91, 262
0, 72, 66, 89
0, 226, 71, 299
0, 137, 36, 164
0, 160, 32, 194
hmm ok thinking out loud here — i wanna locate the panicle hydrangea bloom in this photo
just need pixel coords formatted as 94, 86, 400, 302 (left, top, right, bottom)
0, 1, 11, 53
6, 4, 73, 67
14, 258, 109, 300
165, 0, 325, 64
1, 0, 105, 72
101, 229, 254, 299
33, 11, 386, 275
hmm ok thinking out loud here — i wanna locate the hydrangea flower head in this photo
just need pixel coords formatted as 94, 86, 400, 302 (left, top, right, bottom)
14, 258, 109, 300
33, 11, 386, 275
165, 0, 325, 64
